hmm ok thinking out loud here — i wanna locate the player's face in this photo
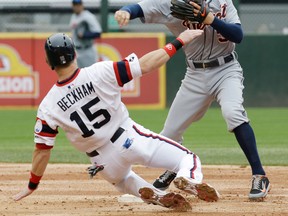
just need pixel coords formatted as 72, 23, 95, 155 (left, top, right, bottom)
72, 3, 83, 14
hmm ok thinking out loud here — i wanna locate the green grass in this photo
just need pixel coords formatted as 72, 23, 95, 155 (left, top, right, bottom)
0, 108, 287, 165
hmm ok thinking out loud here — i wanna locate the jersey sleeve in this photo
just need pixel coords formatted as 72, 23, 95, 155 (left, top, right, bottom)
113, 53, 142, 87
138, 0, 172, 24
34, 106, 58, 147
85, 53, 141, 90
224, 0, 241, 24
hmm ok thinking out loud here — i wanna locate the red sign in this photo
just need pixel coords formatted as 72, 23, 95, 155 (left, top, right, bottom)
0, 33, 166, 109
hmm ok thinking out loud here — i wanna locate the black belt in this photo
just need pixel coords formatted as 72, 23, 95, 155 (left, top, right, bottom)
86, 127, 125, 157
193, 54, 234, 69
110, 127, 125, 143
75, 45, 91, 50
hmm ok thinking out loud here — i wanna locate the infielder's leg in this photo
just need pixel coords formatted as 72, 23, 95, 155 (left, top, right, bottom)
216, 71, 265, 175
154, 69, 213, 190
160, 70, 213, 143
216, 71, 270, 200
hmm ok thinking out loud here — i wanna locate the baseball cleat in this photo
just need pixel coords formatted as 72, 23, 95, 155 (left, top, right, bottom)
249, 175, 271, 201
139, 187, 192, 211
174, 177, 220, 202
153, 170, 177, 190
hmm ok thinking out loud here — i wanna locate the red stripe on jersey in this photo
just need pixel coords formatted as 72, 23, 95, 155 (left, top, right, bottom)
125, 60, 132, 80
36, 117, 47, 125
56, 68, 80, 87
133, 124, 199, 179
190, 154, 197, 179
132, 125, 192, 154
113, 62, 123, 87
35, 118, 58, 137
36, 143, 53, 149
37, 131, 57, 137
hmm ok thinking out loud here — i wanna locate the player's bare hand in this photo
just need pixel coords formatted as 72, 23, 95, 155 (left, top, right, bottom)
114, 10, 131, 27
178, 29, 203, 44
12, 187, 34, 201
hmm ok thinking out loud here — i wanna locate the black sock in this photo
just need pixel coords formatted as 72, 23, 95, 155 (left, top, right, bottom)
234, 122, 265, 176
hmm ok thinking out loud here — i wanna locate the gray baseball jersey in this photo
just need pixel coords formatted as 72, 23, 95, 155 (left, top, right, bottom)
137, 0, 248, 142
70, 10, 102, 67
139, 0, 240, 60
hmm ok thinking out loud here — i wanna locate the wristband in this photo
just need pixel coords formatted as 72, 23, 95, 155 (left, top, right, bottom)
28, 172, 42, 190
28, 181, 39, 190
163, 38, 184, 57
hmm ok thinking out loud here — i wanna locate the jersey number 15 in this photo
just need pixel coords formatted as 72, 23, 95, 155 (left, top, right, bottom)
70, 97, 111, 138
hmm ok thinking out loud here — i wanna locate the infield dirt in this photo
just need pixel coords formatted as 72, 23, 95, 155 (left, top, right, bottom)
1, 164, 287, 216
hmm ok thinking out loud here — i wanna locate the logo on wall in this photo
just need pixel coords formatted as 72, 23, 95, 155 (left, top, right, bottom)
0, 44, 39, 98
96, 43, 140, 97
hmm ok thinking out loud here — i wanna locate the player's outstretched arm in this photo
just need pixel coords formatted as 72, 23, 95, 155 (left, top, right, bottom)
12, 147, 51, 201
140, 29, 203, 75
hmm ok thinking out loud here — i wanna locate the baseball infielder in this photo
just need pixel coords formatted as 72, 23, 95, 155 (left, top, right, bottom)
115, 0, 271, 201
12, 31, 220, 210
70, 0, 102, 67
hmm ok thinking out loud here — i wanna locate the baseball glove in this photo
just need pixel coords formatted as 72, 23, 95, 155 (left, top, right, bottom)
170, 0, 209, 23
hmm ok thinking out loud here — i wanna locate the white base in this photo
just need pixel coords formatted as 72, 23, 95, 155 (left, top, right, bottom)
117, 194, 144, 203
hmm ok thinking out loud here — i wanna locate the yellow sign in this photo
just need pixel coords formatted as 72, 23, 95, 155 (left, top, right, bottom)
0, 44, 39, 98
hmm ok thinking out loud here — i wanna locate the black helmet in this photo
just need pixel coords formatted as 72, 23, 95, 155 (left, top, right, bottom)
45, 33, 75, 70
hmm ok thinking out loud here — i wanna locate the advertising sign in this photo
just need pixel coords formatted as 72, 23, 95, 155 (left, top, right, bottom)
0, 33, 166, 109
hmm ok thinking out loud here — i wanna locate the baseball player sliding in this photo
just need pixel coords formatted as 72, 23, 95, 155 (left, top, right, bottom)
12, 31, 220, 211
115, 0, 271, 201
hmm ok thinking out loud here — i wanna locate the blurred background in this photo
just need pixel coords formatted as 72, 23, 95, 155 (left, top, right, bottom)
0, 0, 288, 107
0, 0, 287, 34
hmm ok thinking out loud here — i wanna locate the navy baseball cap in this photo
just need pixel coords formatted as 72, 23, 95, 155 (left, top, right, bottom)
72, 0, 82, 4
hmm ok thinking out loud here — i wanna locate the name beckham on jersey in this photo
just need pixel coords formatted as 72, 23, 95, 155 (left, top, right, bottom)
57, 81, 95, 112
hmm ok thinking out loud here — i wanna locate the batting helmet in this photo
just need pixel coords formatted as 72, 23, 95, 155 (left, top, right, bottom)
45, 33, 76, 70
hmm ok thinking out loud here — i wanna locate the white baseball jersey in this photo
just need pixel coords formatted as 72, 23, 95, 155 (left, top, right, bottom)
139, 0, 240, 60
34, 53, 142, 153
34, 53, 206, 197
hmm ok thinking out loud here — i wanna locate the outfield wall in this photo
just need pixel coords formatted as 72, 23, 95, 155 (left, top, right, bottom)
1, 33, 287, 108
166, 35, 288, 107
